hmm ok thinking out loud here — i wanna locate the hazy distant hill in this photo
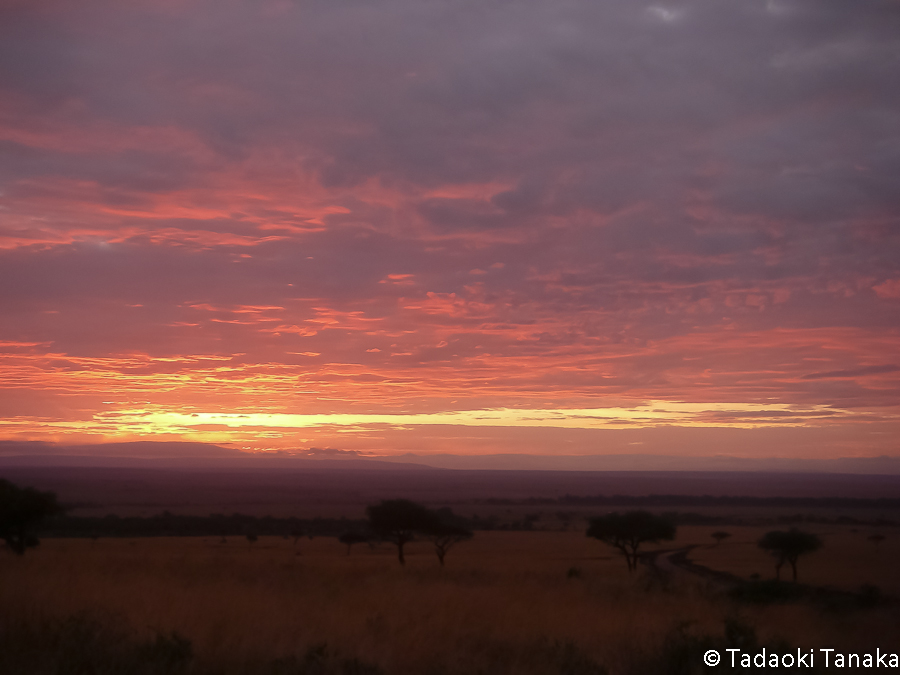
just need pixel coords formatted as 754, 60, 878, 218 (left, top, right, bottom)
1, 440, 899, 474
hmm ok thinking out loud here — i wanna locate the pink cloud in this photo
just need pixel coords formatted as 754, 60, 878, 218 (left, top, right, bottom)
873, 279, 900, 300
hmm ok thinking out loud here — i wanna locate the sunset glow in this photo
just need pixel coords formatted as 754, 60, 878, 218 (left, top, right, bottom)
1, 0, 898, 461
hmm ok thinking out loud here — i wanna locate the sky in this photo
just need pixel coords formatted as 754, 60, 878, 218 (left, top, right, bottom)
1, 0, 899, 461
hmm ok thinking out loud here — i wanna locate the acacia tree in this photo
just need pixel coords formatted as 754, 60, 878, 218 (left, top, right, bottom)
711, 531, 731, 546
0, 478, 63, 555
427, 508, 472, 566
586, 511, 676, 572
758, 529, 822, 582
366, 499, 437, 565
289, 527, 305, 546
338, 531, 370, 555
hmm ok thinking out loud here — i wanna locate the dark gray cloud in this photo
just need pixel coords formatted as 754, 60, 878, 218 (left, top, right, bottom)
803, 364, 900, 380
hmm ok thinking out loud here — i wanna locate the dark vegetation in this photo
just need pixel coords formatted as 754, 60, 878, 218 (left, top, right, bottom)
337, 531, 370, 554
632, 616, 828, 675
35, 508, 898, 540
40, 513, 369, 539
0, 611, 194, 675
0, 611, 384, 675
509, 494, 900, 509
419, 506, 476, 566
711, 531, 731, 545
0, 478, 63, 554
365, 499, 473, 565
586, 511, 676, 572
366, 499, 436, 565
757, 529, 823, 582
3, 476, 898, 675
0, 611, 837, 675
727, 579, 888, 613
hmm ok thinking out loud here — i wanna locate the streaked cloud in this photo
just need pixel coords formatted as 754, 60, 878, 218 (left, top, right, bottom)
0, 0, 898, 460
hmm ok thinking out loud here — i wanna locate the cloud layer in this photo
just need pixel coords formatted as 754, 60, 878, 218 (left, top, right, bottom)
1, 0, 899, 458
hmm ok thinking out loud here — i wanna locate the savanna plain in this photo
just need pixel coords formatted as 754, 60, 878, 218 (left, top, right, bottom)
2, 469, 899, 675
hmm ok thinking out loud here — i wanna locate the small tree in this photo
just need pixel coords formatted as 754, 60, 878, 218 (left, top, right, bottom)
586, 511, 676, 572
426, 509, 473, 566
429, 523, 472, 566
338, 531, 369, 555
245, 532, 258, 546
711, 531, 731, 546
868, 534, 885, 546
0, 478, 63, 555
366, 499, 436, 565
758, 529, 822, 582
289, 527, 305, 546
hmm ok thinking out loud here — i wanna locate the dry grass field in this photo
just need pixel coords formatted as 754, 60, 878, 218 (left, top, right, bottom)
685, 525, 900, 595
2, 528, 899, 674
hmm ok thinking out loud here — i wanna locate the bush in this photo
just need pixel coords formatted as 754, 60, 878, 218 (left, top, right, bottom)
0, 612, 386, 675
627, 618, 820, 675
729, 579, 806, 604
547, 641, 608, 675
586, 511, 676, 573
566, 566, 582, 579
0, 611, 192, 675
262, 644, 384, 675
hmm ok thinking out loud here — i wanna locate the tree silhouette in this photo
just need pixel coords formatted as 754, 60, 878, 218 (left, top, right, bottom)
338, 531, 369, 555
427, 508, 472, 566
758, 529, 822, 582
586, 511, 675, 572
0, 478, 63, 555
711, 531, 731, 546
289, 527, 305, 546
366, 499, 436, 565
868, 534, 885, 546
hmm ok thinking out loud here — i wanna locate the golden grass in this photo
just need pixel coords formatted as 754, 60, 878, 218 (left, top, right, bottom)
681, 525, 900, 594
1, 530, 898, 674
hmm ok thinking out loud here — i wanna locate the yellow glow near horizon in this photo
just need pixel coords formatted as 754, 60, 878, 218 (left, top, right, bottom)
86, 400, 846, 434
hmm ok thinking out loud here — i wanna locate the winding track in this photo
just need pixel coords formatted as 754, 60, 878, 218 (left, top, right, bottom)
643, 544, 743, 585
642, 545, 899, 608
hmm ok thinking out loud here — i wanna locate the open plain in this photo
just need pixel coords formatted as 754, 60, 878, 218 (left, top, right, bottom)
3, 468, 900, 675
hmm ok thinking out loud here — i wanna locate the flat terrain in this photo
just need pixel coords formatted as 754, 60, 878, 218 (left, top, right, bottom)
3, 466, 899, 673
2, 528, 899, 674
3, 465, 899, 517
686, 524, 900, 595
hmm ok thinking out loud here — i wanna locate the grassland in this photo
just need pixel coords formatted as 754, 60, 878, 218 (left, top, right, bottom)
2, 526, 898, 674
686, 525, 900, 595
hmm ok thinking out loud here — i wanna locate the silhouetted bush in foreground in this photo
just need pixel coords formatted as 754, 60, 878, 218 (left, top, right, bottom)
0, 611, 192, 675
0, 608, 854, 675
626, 617, 824, 675
0, 612, 385, 675
729, 579, 807, 604
40, 513, 367, 539
0, 478, 63, 554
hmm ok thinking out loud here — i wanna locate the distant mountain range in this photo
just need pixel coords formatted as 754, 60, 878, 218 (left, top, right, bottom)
1, 440, 899, 474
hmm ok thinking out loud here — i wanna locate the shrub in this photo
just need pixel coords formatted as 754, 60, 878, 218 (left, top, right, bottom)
0, 611, 192, 675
